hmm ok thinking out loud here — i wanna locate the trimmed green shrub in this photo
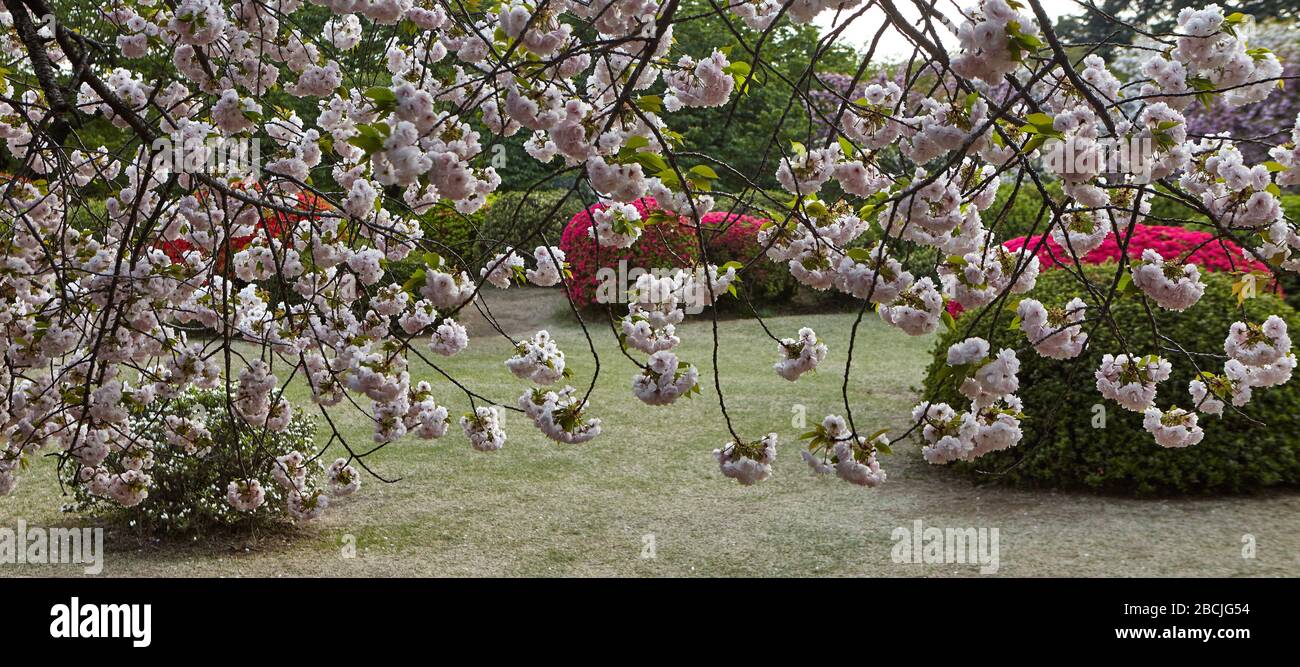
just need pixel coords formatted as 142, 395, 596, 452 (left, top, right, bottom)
1285, 194, 1300, 222
560, 197, 797, 311
1276, 195, 1300, 313
64, 389, 320, 534
477, 189, 587, 257
921, 264, 1300, 495
419, 198, 488, 263
861, 226, 941, 284
68, 199, 109, 232
805, 226, 942, 311
386, 199, 490, 292
987, 179, 1062, 242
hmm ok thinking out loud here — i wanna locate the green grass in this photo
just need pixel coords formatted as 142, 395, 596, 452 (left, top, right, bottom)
3, 289, 1299, 577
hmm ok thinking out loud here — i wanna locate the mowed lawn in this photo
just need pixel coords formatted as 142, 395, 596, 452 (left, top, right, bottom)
5, 288, 1300, 577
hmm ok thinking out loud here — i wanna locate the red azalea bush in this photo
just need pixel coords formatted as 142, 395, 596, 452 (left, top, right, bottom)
561, 197, 700, 308
561, 199, 794, 308
701, 209, 797, 306
941, 223, 1278, 317
157, 190, 328, 264
1003, 223, 1270, 275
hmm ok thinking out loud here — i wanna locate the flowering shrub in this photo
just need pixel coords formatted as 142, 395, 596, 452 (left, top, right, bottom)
924, 266, 1300, 494
700, 209, 798, 306
560, 197, 700, 308
63, 389, 322, 534
563, 200, 794, 309
1004, 224, 1272, 276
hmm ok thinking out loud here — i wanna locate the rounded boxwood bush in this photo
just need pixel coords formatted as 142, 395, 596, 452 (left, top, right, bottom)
386, 199, 490, 292
987, 180, 1061, 242
699, 210, 797, 307
921, 264, 1300, 495
419, 198, 486, 262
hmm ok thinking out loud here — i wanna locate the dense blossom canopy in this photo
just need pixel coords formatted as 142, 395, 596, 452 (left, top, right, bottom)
0, 0, 1297, 516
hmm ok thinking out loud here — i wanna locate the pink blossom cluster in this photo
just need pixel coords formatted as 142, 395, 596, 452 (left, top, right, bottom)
915, 338, 1025, 465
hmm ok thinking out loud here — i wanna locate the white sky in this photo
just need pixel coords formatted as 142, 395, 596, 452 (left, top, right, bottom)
815, 1, 1085, 61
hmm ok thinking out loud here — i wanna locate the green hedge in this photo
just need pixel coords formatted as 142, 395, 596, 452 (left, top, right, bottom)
418, 199, 488, 264
921, 264, 1300, 495
977, 183, 1300, 241
388, 189, 585, 296
476, 189, 587, 257
385, 199, 490, 292
986, 179, 1061, 242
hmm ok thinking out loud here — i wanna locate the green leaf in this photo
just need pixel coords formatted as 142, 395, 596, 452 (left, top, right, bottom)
688, 164, 719, 180
838, 135, 855, 158
364, 86, 397, 107
637, 95, 663, 114
401, 268, 426, 294
1024, 112, 1054, 127
347, 133, 384, 156
1022, 134, 1048, 154
724, 61, 751, 77
942, 310, 957, 333
1246, 46, 1273, 61
632, 152, 669, 173
846, 247, 873, 263
1014, 33, 1043, 50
